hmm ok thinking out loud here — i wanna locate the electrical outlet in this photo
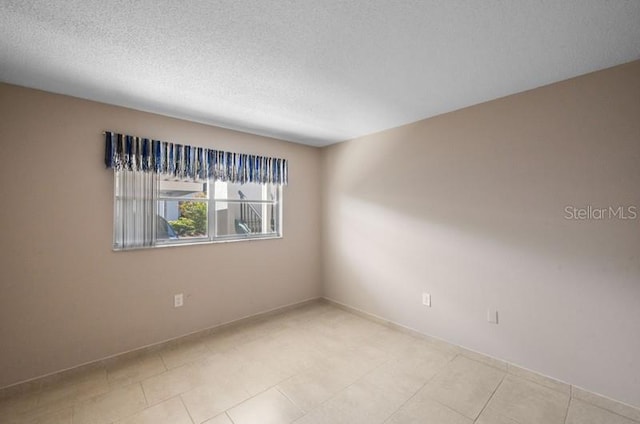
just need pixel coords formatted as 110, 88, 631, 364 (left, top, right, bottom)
422, 292, 431, 307
487, 308, 498, 324
174, 293, 184, 308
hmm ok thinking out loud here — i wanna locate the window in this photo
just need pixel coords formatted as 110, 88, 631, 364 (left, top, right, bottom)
113, 171, 282, 250
105, 132, 287, 250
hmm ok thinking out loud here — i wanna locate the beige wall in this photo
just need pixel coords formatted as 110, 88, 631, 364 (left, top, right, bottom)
321, 60, 640, 407
0, 84, 322, 388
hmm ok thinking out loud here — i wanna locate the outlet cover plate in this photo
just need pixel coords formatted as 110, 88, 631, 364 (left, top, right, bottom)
487, 308, 498, 324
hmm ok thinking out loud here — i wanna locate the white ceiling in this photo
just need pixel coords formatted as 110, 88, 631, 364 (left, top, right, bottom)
1, 1, 639, 147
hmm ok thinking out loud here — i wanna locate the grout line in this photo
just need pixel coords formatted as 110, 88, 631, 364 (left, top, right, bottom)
381, 353, 467, 423
563, 397, 572, 424
98, 385, 150, 424
198, 380, 284, 422
224, 411, 235, 423
380, 380, 428, 424
158, 352, 170, 371
179, 395, 196, 424
570, 397, 640, 424
291, 353, 393, 418
275, 386, 304, 415
410, 357, 481, 422
473, 371, 507, 422
139, 381, 149, 407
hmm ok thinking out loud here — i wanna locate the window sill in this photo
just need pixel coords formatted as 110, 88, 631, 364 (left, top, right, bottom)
113, 234, 283, 251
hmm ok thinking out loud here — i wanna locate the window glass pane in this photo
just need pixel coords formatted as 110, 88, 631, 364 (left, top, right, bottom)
157, 199, 208, 240
214, 181, 277, 202
159, 179, 208, 199
234, 182, 262, 201
214, 201, 279, 237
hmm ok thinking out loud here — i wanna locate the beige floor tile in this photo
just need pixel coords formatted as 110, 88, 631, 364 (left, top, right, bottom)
36, 368, 110, 410
141, 362, 205, 405
191, 351, 272, 399
234, 335, 324, 377
363, 327, 414, 352
72, 383, 147, 424
506, 364, 570, 395
339, 315, 387, 336
368, 329, 461, 367
293, 379, 411, 424
341, 344, 391, 370
271, 342, 328, 375
271, 327, 319, 347
160, 339, 212, 369
386, 396, 472, 424
486, 375, 569, 424
197, 352, 246, 383
107, 354, 166, 387
4, 402, 72, 424
204, 329, 251, 353
215, 318, 287, 349
283, 344, 390, 404
115, 397, 192, 424
459, 348, 508, 371
423, 336, 463, 357
311, 316, 384, 348
235, 318, 289, 341
2, 407, 74, 424
202, 412, 234, 424
297, 306, 352, 327
475, 407, 520, 424
572, 387, 640, 422
300, 330, 356, 358
566, 399, 639, 424
10, 303, 633, 424
316, 347, 382, 380
418, 355, 505, 419
359, 347, 451, 397
233, 334, 287, 362
181, 378, 250, 423
300, 317, 357, 338
227, 388, 303, 424
0, 390, 40, 421
277, 361, 360, 412
233, 357, 291, 396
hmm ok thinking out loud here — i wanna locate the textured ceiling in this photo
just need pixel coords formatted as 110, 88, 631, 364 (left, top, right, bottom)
1, 1, 639, 147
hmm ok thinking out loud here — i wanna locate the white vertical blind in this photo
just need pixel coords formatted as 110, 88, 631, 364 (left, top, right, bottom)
114, 170, 157, 249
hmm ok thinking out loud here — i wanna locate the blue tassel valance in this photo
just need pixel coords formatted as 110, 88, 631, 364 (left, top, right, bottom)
104, 131, 288, 185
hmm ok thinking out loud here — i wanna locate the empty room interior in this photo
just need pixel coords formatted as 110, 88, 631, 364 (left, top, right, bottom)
1, 2, 639, 424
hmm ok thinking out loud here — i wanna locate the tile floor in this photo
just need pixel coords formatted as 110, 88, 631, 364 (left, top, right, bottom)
0, 302, 638, 424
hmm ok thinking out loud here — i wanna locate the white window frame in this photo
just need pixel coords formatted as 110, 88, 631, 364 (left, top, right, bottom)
113, 172, 283, 250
